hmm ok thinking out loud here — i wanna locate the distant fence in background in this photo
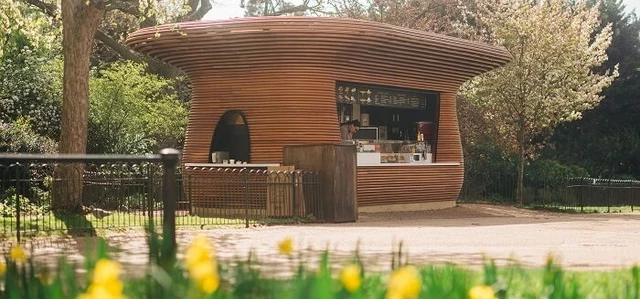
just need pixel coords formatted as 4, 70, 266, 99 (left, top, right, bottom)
0, 150, 323, 241
459, 174, 640, 211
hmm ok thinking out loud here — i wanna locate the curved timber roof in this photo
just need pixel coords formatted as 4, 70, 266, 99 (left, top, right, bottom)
125, 17, 511, 90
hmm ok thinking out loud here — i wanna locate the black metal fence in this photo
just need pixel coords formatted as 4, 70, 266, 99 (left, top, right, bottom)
184, 166, 322, 225
459, 174, 640, 211
0, 150, 323, 241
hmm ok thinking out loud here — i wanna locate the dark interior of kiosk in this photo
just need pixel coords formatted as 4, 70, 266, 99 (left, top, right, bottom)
336, 82, 440, 158
209, 110, 251, 163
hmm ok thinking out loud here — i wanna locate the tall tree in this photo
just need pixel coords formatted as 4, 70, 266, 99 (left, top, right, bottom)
22, 0, 212, 212
52, 0, 105, 212
459, 0, 618, 204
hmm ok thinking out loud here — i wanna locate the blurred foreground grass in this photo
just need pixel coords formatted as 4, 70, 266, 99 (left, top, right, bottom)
1, 236, 639, 299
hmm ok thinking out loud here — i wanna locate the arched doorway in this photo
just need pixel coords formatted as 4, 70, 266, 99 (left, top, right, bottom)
209, 110, 250, 163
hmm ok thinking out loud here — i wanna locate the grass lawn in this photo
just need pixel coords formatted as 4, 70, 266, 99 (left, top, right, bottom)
0, 211, 254, 239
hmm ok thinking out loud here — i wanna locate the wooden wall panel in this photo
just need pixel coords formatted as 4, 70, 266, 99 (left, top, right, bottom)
357, 165, 464, 206
125, 17, 510, 209
435, 92, 463, 163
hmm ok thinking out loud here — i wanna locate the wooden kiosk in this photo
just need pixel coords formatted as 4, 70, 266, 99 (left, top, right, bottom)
126, 17, 511, 213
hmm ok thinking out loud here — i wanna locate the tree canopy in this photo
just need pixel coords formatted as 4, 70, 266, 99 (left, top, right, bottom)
458, 0, 617, 202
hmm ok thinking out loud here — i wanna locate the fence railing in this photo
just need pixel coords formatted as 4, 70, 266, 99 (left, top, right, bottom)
459, 174, 640, 211
0, 149, 180, 256
0, 150, 323, 241
184, 166, 323, 226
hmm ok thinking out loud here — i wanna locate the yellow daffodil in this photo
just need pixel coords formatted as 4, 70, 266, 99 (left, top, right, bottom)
386, 265, 421, 299
468, 285, 496, 299
340, 264, 362, 293
278, 237, 293, 255
10, 244, 27, 263
0, 261, 6, 277
197, 272, 220, 294
186, 235, 219, 294
78, 258, 127, 299
92, 259, 122, 285
186, 236, 216, 269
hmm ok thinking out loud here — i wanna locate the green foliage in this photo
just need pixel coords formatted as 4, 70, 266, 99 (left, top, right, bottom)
0, 117, 57, 153
0, 39, 62, 140
461, 142, 517, 201
526, 159, 590, 187
87, 61, 188, 154
0, 187, 50, 217
0, 0, 62, 139
548, 0, 640, 179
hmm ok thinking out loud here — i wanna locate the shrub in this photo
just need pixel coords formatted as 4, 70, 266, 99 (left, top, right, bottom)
0, 187, 49, 217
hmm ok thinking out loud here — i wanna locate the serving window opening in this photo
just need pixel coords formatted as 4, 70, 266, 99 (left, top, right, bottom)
209, 110, 251, 163
336, 82, 439, 165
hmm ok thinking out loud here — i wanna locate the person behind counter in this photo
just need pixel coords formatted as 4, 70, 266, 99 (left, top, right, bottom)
340, 119, 360, 141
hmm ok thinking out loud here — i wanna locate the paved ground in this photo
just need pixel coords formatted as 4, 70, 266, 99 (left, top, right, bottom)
6, 204, 640, 274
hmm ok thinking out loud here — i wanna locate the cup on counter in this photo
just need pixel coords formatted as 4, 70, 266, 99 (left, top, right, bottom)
229, 159, 235, 164
235, 160, 242, 164
223, 159, 229, 164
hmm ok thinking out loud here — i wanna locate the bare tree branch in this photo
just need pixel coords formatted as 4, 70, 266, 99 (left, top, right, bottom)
95, 30, 143, 62
94, 29, 181, 77
23, 0, 57, 18
104, 0, 139, 15
272, 4, 311, 15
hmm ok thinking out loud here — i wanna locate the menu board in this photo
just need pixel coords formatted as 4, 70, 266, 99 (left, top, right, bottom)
336, 82, 428, 110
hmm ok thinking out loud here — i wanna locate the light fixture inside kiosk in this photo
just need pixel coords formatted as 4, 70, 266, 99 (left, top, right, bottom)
336, 82, 439, 164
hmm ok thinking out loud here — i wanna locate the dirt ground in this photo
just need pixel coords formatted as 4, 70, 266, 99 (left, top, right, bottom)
9, 203, 640, 272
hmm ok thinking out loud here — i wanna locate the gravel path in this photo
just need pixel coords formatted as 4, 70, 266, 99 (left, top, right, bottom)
4, 204, 640, 274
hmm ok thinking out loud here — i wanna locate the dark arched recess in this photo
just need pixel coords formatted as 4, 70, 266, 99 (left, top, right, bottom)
209, 110, 251, 163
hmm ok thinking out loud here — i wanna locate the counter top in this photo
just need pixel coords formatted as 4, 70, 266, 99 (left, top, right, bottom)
358, 162, 460, 167
184, 163, 281, 168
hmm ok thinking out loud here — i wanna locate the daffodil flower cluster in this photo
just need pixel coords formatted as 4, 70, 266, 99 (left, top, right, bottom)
386, 265, 421, 299
0, 260, 6, 278
78, 259, 127, 299
185, 236, 220, 294
10, 244, 27, 263
468, 285, 496, 299
278, 237, 293, 255
340, 264, 362, 293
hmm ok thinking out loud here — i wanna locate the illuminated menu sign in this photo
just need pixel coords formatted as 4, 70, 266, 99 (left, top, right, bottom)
335, 82, 428, 110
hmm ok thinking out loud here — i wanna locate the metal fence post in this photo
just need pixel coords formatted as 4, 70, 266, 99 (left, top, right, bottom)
160, 148, 180, 261
607, 178, 612, 213
15, 164, 22, 243
293, 172, 298, 220
187, 173, 192, 215
631, 181, 635, 212
147, 163, 154, 225
244, 169, 249, 228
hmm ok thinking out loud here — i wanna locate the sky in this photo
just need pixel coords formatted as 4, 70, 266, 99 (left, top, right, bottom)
202, 0, 640, 20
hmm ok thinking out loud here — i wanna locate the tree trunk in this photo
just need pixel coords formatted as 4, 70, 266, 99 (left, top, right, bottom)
516, 130, 526, 205
52, 0, 104, 213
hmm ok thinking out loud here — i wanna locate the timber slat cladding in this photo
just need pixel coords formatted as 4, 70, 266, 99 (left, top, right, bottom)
357, 164, 464, 206
126, 17, 510, 208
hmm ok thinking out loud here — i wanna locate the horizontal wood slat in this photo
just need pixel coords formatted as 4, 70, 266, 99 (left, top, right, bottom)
357, 164, 464, 206
125, 17, 510, 209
